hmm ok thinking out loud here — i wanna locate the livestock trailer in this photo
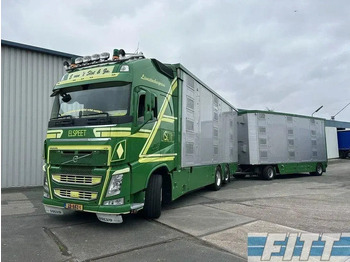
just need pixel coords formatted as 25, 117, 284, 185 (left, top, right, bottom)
237, 110, 327, 180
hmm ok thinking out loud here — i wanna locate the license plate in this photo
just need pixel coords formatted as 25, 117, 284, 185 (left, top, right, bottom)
65, 203, 83, 211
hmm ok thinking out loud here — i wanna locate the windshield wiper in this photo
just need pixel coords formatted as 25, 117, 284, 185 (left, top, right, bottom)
51, 114, 73, 120
50, 115, 74, 126
81, 112, 110, 118
80, 111, 112, 125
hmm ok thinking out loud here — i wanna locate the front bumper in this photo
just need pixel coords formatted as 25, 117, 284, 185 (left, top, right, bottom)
43, 198, 132, 215
43, 204, 125, 223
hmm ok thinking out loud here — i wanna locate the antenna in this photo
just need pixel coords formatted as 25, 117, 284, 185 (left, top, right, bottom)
135, 42, 140, 54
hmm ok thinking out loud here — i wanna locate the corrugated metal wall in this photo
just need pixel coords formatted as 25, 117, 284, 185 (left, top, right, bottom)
1, 45, 69, 187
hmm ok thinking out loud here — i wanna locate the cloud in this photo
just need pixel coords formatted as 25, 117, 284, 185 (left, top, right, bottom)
2, 0, 350, 121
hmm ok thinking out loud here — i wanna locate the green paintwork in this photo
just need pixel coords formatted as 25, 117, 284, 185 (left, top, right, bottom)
43, 57, 237, 217
277, 161, 327, 174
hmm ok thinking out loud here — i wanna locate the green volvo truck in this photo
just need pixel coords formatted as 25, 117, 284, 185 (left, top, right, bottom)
43, 49, 238, 223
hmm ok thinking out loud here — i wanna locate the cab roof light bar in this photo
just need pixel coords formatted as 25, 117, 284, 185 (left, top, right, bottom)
63, 48, 145, 72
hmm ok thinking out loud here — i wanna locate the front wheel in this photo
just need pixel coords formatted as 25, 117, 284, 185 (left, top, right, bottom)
310, 163, 323, 176
143, 175, 162, 219
262, 166, 276, 180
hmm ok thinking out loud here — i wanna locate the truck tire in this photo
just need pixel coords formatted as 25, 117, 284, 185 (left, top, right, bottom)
262, 166, 276, 180
310, 163, 323, 176
143, 175, 162, 219
223, 164, 231, 184
211, 167, 222, 191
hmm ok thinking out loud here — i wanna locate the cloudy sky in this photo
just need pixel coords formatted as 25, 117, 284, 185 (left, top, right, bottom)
2, 0, 350, 121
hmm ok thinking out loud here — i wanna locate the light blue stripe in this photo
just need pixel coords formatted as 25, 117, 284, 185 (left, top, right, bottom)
248, 237, 266, 246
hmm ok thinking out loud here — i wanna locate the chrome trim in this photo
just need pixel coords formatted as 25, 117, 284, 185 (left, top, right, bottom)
52, 174, 102, 186
54, 188, 98, 201
131, 203, 144, 210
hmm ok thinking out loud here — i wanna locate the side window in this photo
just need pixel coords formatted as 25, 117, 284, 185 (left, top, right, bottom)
138, 94, 145, 120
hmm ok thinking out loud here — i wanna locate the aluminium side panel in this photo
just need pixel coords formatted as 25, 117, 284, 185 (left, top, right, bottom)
180, 69, 237, 167
238, 112, 327, 165
238, 113, 256, 164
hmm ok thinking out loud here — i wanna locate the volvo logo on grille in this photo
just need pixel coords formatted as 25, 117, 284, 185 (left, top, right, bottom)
61, 152, 93, 165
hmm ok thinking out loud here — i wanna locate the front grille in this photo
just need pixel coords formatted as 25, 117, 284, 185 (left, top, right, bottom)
52, 174, 102, 185
54, 189, 98, 201
60, 166, 94, 175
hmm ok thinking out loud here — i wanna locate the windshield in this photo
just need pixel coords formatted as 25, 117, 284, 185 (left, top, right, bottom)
49, 83, 132, 127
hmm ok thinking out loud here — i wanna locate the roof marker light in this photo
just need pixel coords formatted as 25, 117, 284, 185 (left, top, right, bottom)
119, 49, 126, 58
91, 54, 100, 62
75, 57, 83, 64
100, 52, 110, 60
83, 56, 92, 63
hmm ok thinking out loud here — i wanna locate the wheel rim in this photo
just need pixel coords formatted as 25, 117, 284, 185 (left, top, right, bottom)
224, 167, 229, 182
317, 165, 322, 174
267, 168, 274, 178
216, 171, 221, 186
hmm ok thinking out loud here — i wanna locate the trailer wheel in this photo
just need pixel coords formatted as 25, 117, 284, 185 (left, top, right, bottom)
223, 165, 231, 184
310, 163, 323, 176
143, 174, 162, 219
211, 167, 222, 191
262, 166, 275, 180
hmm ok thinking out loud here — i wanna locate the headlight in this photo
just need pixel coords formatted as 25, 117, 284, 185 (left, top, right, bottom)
106, 174, 123, 197
43, 175, 49, 193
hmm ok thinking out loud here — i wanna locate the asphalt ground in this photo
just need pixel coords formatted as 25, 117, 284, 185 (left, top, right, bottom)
2, 159, 349, 262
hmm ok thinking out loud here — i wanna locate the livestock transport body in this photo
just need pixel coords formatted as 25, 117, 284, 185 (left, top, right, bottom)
236, 110, 327, 180
42, 49, 238, 223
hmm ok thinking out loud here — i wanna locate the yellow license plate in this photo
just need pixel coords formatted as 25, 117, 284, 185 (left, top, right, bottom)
65, 203, 83, 211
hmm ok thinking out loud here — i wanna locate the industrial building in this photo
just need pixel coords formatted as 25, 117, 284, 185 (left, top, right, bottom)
1, 40, 349, 188
1, 40, 77, 188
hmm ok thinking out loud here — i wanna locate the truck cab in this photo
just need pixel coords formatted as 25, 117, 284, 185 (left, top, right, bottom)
43, 50, 177, 223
